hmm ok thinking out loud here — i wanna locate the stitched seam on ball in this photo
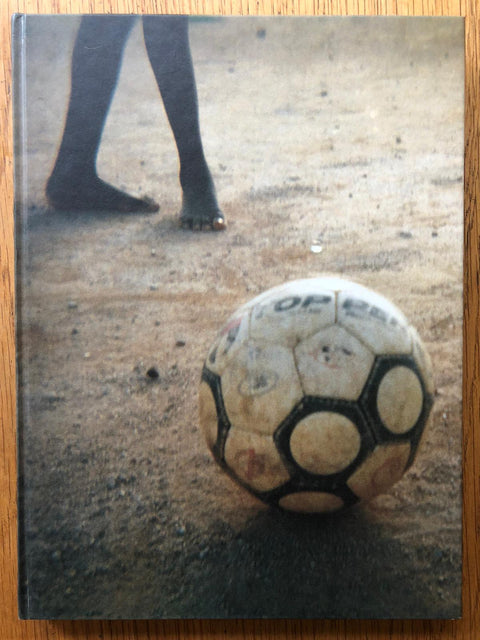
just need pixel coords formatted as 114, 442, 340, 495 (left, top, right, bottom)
292, 344, 306, 396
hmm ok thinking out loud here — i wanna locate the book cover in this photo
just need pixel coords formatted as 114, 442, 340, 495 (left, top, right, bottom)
14, 14, 464, 619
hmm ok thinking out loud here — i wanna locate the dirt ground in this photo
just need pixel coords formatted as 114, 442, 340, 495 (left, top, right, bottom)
17, 16, 464, 619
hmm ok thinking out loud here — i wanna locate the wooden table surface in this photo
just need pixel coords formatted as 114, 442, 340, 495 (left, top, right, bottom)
1, 1, 477, 638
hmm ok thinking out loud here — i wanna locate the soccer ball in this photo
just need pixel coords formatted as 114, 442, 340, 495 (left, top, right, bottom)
199, 277, 434, 514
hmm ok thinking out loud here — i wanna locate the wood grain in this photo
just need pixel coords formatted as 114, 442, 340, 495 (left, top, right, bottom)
1, 0, 477, 638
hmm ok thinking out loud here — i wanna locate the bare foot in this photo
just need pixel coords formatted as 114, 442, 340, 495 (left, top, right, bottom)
178, 162, 226, 231
180, 201, 226, 231
46, 173, 159, 213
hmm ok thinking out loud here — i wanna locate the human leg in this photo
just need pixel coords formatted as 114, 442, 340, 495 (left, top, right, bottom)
46, 15, 159, 213
142, 15, 225, 229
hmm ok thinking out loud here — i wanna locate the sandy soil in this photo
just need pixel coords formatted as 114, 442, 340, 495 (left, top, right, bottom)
17, 16, 463, 619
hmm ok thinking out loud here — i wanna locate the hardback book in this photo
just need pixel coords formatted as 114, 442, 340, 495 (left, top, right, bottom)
13, 14, 464, 619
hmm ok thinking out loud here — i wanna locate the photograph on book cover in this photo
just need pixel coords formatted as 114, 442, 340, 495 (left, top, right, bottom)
14, 15, 464, 619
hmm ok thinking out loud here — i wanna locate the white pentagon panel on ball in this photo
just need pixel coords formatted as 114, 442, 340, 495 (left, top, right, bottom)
247, 278, 337, 348
295, 325, 374, 399
221, 342, 303, 435
377, 366, 424, 434
224, 427, 290, 492
205, 310, 250, 376
278, 491, 344, 513
289, 412, 361, 475
337, 284, 412, 355
410, 326, 435, 394
198, 381, 219, 451
347, 442, 411, 501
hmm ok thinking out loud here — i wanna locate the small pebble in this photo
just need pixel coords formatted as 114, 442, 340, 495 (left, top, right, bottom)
146, 366, 160, 379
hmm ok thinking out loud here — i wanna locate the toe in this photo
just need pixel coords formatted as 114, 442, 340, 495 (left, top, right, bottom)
180, 210, 226, 232
141, 197, 160, 213
212, 214, 227, 231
